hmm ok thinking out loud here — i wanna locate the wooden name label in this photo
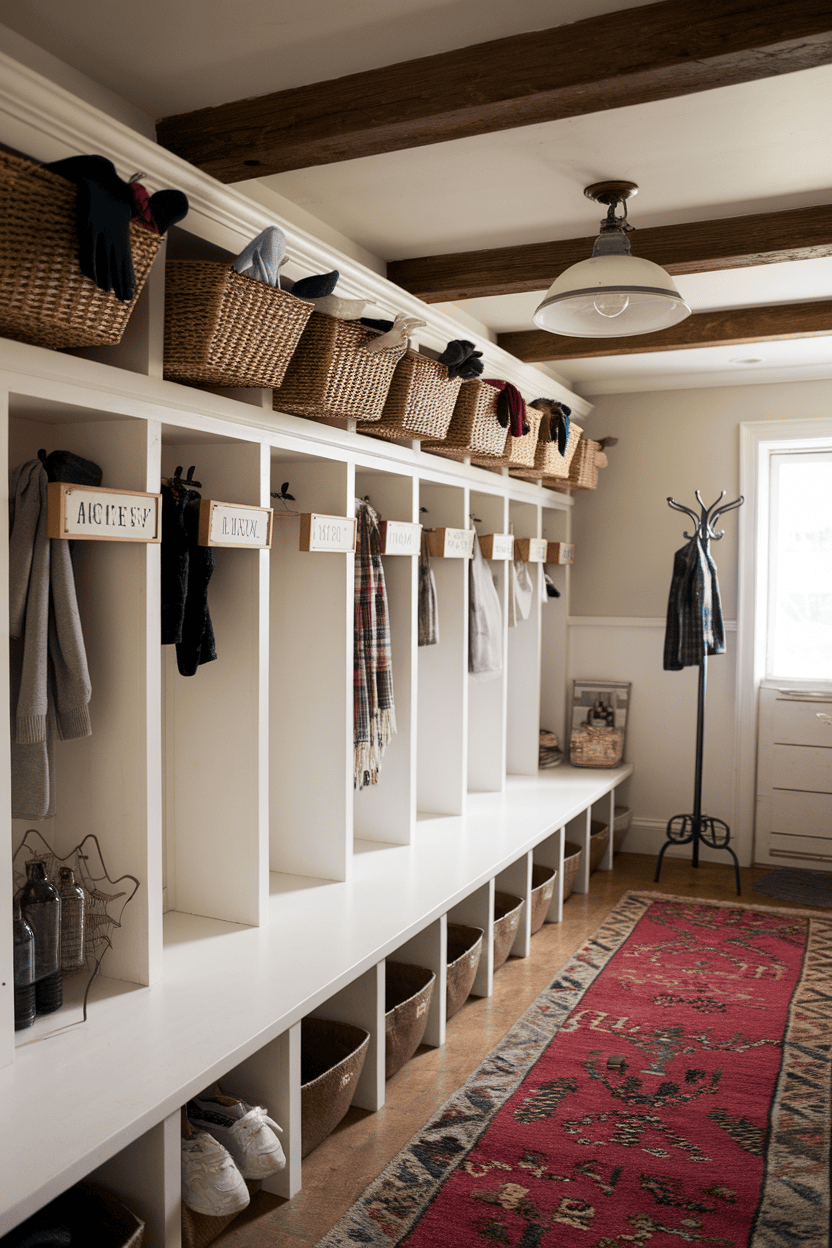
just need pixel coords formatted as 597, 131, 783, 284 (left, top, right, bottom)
515, 537, 548, 563
378, 520, 421, 556
48, 483, 162, 543
299, 512, 357, 553
547, 541, 575, 565
426, 527, 474, 558
478, 533, 514, 560
198, 500, 273, 548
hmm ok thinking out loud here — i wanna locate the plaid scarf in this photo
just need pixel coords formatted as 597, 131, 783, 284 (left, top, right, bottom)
354, 499, 396, 788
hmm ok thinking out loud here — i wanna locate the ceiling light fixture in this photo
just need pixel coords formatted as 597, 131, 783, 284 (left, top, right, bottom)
533, 181, 692, 338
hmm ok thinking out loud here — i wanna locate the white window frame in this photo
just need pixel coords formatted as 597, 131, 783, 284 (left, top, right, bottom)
736, 419, 832, 858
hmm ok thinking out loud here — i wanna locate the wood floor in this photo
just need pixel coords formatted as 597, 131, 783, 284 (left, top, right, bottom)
216, 854, 816, 1248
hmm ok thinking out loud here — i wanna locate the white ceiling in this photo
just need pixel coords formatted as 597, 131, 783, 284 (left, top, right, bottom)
5, 0, 832, 398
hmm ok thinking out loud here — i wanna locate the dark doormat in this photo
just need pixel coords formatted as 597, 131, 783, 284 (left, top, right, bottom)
753, 867, 832, 908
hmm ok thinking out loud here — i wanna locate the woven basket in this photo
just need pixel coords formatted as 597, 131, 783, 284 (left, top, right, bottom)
570, 723, 625, 768
471, 405, 542, 469
182, 1181, 259, 1248
493, 891, 524, 971
300, 1017, 370, 1157
562, 841, 582, 902
0, 150, 162, 350
446, 923, 483, 1020
527, 420, 584, 480
529, 864, 556, 934
272, 312, 406, 421
422, 379, 508, 460
163, 261, 313, 388
359, 350, 462, 440
6, 1182, 144, 1248
589, 820, 611, 873
565, 438, 603, 490
385, 960, 436, 1079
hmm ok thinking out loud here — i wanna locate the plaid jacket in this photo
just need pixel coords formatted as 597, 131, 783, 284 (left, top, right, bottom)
663, 535, 725, 670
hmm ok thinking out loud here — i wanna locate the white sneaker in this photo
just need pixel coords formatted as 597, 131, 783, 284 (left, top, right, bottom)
187, 1086, 286, 1179
181, 1128, 250, 1216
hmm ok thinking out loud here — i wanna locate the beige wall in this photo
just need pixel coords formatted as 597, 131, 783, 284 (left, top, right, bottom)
566, 376, 832, 868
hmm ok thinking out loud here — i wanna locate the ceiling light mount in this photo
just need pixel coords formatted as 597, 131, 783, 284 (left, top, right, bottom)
533, 179, 691, 338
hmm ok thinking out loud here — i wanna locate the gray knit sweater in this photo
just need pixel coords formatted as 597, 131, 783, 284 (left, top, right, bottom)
9, 460, 92, 819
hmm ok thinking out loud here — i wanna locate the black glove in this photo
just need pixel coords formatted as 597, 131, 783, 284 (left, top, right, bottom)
148, 188, 189, 234
45, 155, 135, 301
437, 339, 484, 380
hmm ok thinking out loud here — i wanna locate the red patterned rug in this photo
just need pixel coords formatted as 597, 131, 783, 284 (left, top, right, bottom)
320, 892, 832, 1247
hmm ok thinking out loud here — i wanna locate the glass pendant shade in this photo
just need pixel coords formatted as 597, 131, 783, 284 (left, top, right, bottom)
533, 252, 691, 337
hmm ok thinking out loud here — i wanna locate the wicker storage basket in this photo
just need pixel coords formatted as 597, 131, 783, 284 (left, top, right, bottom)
472, 405, 542, 469
272, 311, 406, 421
562, 841, 583, 902
446, 923, 484, 1020
182, 1181, 259, 1248
360, 349, 462, 440
493, 891, 524, 971
526, 420, 584, 480
422, 379, 508, 460
529, 863, 557, 934
570, 722, 625, 768
565, 438, 603, 490
385, 960, 436, 1080
6, 1181, 144, 1248
589, 819, 611, 873
300, 1017, 370, 1157
0, 150, 162, 351
163, 261, 313, 388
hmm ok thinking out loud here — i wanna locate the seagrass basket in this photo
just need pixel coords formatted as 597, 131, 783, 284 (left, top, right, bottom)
272, 311, 406, 421
523, 420, 584, 480
472, 405, 542, 469
6, 1181, 144, 1248
589, 819, 611, 873
164, 261, 313, 388
570, 723, 624, 768
446, 923, 483, 1020
385, 960, 436, 1079
300, 1017, 370, 1156
0, 150, 162, 350
422, 379, 508, 460
360, 349, 462, 441
182, 1182, 259, 1248
565, 438, 603, 490
562, 841, 582, 902
529, 863, 557, 934
493, 891, 525, 970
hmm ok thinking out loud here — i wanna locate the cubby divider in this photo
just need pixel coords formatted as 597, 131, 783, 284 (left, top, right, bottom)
394, 914, 447, 1049
468, 490, 509, 794
222, 1021, 302, 1200
88, 1110, 180, 1248
448, 878, 496, 999
506, 500, 543, 777
308, 961, 386, 1113
496, 852, 533, 959
533, 826, 567, 924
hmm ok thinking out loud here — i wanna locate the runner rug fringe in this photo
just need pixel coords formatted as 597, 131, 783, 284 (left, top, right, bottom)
320, 890, 832, 1247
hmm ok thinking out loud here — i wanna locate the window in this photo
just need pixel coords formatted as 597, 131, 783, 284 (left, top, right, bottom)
766, 450, 832, 680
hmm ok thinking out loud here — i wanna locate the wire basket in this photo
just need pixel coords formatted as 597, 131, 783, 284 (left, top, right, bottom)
0, 150, 162, 350
359, 349, 462, 440
471, 404, 542, 469
272, 311, 406, 421
422, 379, 508, 460
164, 261, 314, 388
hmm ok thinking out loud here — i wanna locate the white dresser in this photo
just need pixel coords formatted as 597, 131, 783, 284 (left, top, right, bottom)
756, 686, 832, 869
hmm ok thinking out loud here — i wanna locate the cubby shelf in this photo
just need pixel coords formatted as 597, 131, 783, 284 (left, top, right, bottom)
0, 42, 630, 1245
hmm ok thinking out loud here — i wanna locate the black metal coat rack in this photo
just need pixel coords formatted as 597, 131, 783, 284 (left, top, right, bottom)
654, 490, 743, 895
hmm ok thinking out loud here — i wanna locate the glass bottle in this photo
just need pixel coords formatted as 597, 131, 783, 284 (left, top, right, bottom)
59, 866, 86, 974
20, 859, 62, 1014
13, 898, 36, 1030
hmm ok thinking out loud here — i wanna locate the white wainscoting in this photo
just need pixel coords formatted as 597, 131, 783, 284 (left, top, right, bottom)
567, 617, 750, 866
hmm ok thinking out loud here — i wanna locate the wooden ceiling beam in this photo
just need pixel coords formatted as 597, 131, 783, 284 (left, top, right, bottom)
387, 205, 832, 302
155, 1, 832, 182
497, 300, 832, 360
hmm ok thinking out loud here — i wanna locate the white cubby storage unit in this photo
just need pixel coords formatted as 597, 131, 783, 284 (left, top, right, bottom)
0, 46, 633, 1245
